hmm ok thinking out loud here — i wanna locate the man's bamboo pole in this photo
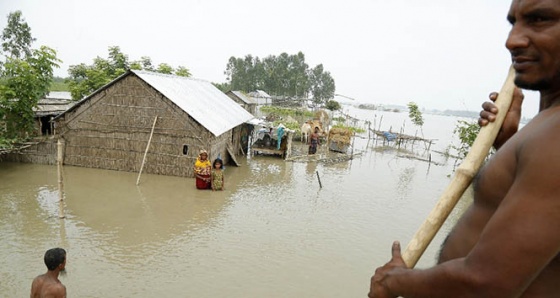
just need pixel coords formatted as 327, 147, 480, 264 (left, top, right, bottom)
402, 65, 516, 268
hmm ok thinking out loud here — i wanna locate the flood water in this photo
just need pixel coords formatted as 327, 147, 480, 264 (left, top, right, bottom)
0, 108, 475, 297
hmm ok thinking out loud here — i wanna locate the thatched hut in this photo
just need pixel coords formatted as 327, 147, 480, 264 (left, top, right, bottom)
34, 91, 75, 136
50, 70, 254, 177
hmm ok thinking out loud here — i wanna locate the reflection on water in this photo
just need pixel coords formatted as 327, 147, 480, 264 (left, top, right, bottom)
0, 110, 474, 297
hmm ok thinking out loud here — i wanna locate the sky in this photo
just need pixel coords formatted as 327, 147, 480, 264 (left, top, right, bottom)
0, 0, 540, 117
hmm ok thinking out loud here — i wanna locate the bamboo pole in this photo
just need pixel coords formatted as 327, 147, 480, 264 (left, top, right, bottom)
57, 138, 65, 219
136, 116, 158, 186
316, 171, 323, 188
402, 65, 516, 268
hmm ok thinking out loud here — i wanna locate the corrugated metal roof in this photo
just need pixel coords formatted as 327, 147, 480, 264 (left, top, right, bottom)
45, 91, 72, 100
133, 70, 254, 137
248, 89, 272, 105
231, 90, 256, 104
34, 92, 76, 117
35, 100, 76, 116
248, 90, 271, 98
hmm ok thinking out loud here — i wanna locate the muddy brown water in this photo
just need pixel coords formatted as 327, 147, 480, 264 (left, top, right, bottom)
0, 110, 473, 297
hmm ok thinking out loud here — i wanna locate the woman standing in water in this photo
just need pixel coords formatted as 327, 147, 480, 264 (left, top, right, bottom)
194, 150, 212, 189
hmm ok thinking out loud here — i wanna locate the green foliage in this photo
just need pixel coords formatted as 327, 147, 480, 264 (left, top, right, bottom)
259, 106, 314, 118
332, 116, 345, 122
212, 82, 231, 92
309, 64, 335, 106
67, 46, 192, 100
175, 66, 191, 77
1, 12, 60, 144
50, 76, 69, 91
452, 120, 480, 159
224, 51, 335, 105
272, 120, 300, 132
138, 56, 154, 71
1, 11, 35, 59
407, 102, 424, 127
325, 99, 341, 111
1, 46, 60, 139
157, 63, 174, 74
332, 123, 365, 134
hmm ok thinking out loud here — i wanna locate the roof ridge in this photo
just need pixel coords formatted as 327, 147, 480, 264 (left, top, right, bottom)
130, 69, 209, 83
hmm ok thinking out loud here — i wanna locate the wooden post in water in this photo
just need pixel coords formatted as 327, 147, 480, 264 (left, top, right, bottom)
57, 138, 65, 219
351, 134, 355, 159
285, 131, 293, 160
316, 171, 323, 188
136, 116, 158, 185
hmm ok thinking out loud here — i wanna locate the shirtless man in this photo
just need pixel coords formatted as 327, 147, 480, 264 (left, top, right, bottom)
308, 127, 321, 154
31, 248, 67, 298
369, 0, 560, 296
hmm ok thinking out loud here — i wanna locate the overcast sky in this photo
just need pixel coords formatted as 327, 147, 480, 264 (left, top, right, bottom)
0, 0, 539, 117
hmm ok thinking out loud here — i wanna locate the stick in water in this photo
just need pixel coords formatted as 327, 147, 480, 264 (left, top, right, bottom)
136, 116, 158, 186
402, 65, 516, 268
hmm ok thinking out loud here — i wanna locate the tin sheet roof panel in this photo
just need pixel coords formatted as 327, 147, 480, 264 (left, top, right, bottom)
133, 70, 254, 137
231, 91, 256, 104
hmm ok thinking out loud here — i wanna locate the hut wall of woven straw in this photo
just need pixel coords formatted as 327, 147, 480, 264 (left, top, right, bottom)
52, 75, 227, 178
0, 138, 58, 164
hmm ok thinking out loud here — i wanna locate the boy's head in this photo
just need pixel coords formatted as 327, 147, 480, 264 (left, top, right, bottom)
44, 248, 66, 271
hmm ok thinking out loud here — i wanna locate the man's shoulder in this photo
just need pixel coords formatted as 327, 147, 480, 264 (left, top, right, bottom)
44, 281, 66, 297
520, 114, 560, 148
514, 115, 560, 175
31, 274, 46, 285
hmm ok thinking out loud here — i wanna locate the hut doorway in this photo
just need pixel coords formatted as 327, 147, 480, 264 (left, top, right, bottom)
40, 116, 52, 135
240, 124, 253, 154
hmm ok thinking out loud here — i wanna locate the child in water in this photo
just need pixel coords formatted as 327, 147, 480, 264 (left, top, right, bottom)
211, 158, 225, 191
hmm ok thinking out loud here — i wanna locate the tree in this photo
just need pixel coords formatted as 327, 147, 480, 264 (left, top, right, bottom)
452, 119, 482, 159
224, 51, 332, 102
407, 102, 424, 127
0, 11, 60, 142
175, 66, 191, 77
1, 10, 35, 59
137, 56, 154, 71
325, 100, 341, 111
309, 64, 335, 106
225, 55, 262, 92
67, 47, 192, 100
212, 82, 230, 93
157, 63, 174, 74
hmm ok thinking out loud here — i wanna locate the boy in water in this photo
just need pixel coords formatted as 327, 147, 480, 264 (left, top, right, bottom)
31, 247, 67, 298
